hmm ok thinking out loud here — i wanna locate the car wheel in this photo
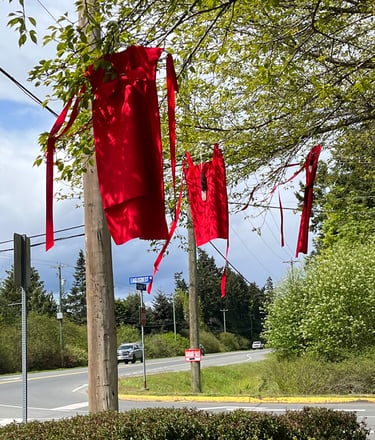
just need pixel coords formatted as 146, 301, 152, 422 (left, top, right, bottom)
131, 357, 136, 364
124, 360, 128, 364
140, 357, 143, 363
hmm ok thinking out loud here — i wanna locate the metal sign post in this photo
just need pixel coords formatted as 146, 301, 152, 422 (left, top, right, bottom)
14, 233, 30, 424
129, 276, 152, 391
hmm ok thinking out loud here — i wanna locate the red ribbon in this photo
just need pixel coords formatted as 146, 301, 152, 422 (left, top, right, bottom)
46, 88, 84, 250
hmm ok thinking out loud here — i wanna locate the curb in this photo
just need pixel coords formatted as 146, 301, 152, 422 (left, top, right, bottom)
119, 394, 375, 404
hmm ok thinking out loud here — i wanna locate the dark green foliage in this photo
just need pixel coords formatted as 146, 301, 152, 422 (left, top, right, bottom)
115, 293, 141, 327
218, 332, 250, 351
257, 352, 375, 396
152, 291, 174, 333
145, 332, 189, 358
64, 249, 87, 325
0, 314, 88, 373
0, 266, 57, 324
0, 407, 368, 440
196, 250, 265, 340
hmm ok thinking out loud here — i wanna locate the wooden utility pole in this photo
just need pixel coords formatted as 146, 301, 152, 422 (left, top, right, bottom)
80, 2, 118, 412
188, 210, 201, 393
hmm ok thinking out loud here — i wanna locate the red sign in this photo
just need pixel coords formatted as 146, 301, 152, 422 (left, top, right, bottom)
185, 349, 201, 362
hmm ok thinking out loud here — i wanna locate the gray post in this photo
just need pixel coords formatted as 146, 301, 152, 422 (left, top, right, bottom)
57, 265, 65, 366
221, 308, 228, 333
14, 233, 30, 423
172, 294, 176, 340
188, 210, 201, 393
137, 284, 147, 390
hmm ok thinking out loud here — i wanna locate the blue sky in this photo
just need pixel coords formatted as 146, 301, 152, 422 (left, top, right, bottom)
0, 1, 309, 303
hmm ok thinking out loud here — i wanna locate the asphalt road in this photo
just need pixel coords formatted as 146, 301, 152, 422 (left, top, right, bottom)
0, 349, 374, 438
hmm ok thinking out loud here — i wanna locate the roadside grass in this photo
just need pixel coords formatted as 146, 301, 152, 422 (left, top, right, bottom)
118, 351, 375, 398
118, 361, 265, 396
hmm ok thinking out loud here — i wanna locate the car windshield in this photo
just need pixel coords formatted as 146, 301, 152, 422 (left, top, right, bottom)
118, 344, 134, 350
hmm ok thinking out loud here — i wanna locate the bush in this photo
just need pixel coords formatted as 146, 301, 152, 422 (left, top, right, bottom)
116, 324, 141, 346
200, 330, 226, 353
0, 407, 368, 440
0, 315, 89, 374
63, 344, 88, 367
218, 332, 250, 351
27, 313, 61, 370
258, 352, 375, 396
145, 332, 189, 358
0, 323, 22, 373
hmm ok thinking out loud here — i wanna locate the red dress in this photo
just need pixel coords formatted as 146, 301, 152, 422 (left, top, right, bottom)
184, 144, 229, 296
86, 46, 169, 245
184, 145, 229, 246
46, 46, 178, 250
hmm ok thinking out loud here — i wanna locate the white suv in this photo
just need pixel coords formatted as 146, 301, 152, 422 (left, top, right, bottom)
117, 343, 143, 364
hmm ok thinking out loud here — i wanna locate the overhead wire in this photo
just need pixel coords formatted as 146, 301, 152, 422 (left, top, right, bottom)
0, 67, 58, 117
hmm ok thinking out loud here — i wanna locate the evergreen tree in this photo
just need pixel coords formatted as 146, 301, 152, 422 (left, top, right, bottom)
174, 272, 188, 292
0, 266, 56, 324
115, 293, 141, 328
152, 291, 173, 333
197, 250, 222, 332
64, 250, 87, 325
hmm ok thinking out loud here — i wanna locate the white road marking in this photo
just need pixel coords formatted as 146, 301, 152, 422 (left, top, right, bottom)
72, 384, 87, 392
52, 402, 88, 411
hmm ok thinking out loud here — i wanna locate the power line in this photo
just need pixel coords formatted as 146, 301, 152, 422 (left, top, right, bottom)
208, 241, 253, 286
0, 225, 85, 253
0, 66, 58, 117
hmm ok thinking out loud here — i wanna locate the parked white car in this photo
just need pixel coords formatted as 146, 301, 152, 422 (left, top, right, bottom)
252, 340, 264, 350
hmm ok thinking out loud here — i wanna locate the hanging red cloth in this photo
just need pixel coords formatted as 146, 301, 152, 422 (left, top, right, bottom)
184, 144, 229, 297
296, 144, 321, 256
86, 46, 178, 245
46, 46, 178, 251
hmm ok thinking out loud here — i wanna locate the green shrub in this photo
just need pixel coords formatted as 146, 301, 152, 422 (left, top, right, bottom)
0, 323, 21, 373
0, 407, 368, 440
258, 352, 375, 396
116, 324, 141, 346
218, 332, 250, 351
145, 332, 189, 358
200, 329, 226, 353
63, 344, 88, 367
27, 313, 61, 370
64, 320, 87, 351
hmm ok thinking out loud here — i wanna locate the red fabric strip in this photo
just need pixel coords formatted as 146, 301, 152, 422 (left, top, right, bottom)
147, 167, 184, 294
46, 89, 83, 250
166, 54, 179, 212
278, 192, 284, 247
296, 144, 322, 256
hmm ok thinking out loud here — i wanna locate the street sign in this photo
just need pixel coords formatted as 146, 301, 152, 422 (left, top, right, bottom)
136, 283, 146, 291
185, 349, 201, 362
129, 275, 153, 284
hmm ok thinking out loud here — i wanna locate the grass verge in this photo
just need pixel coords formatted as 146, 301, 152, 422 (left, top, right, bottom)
118, 352, 375, 401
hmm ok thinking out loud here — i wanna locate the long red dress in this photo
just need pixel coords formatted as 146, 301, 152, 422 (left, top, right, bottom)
86, 46, 169, 245
46, 46, 178, 250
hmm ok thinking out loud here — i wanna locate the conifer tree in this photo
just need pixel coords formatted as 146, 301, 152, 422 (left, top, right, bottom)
0, 266, 56, 323
64, 249, 87, 325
